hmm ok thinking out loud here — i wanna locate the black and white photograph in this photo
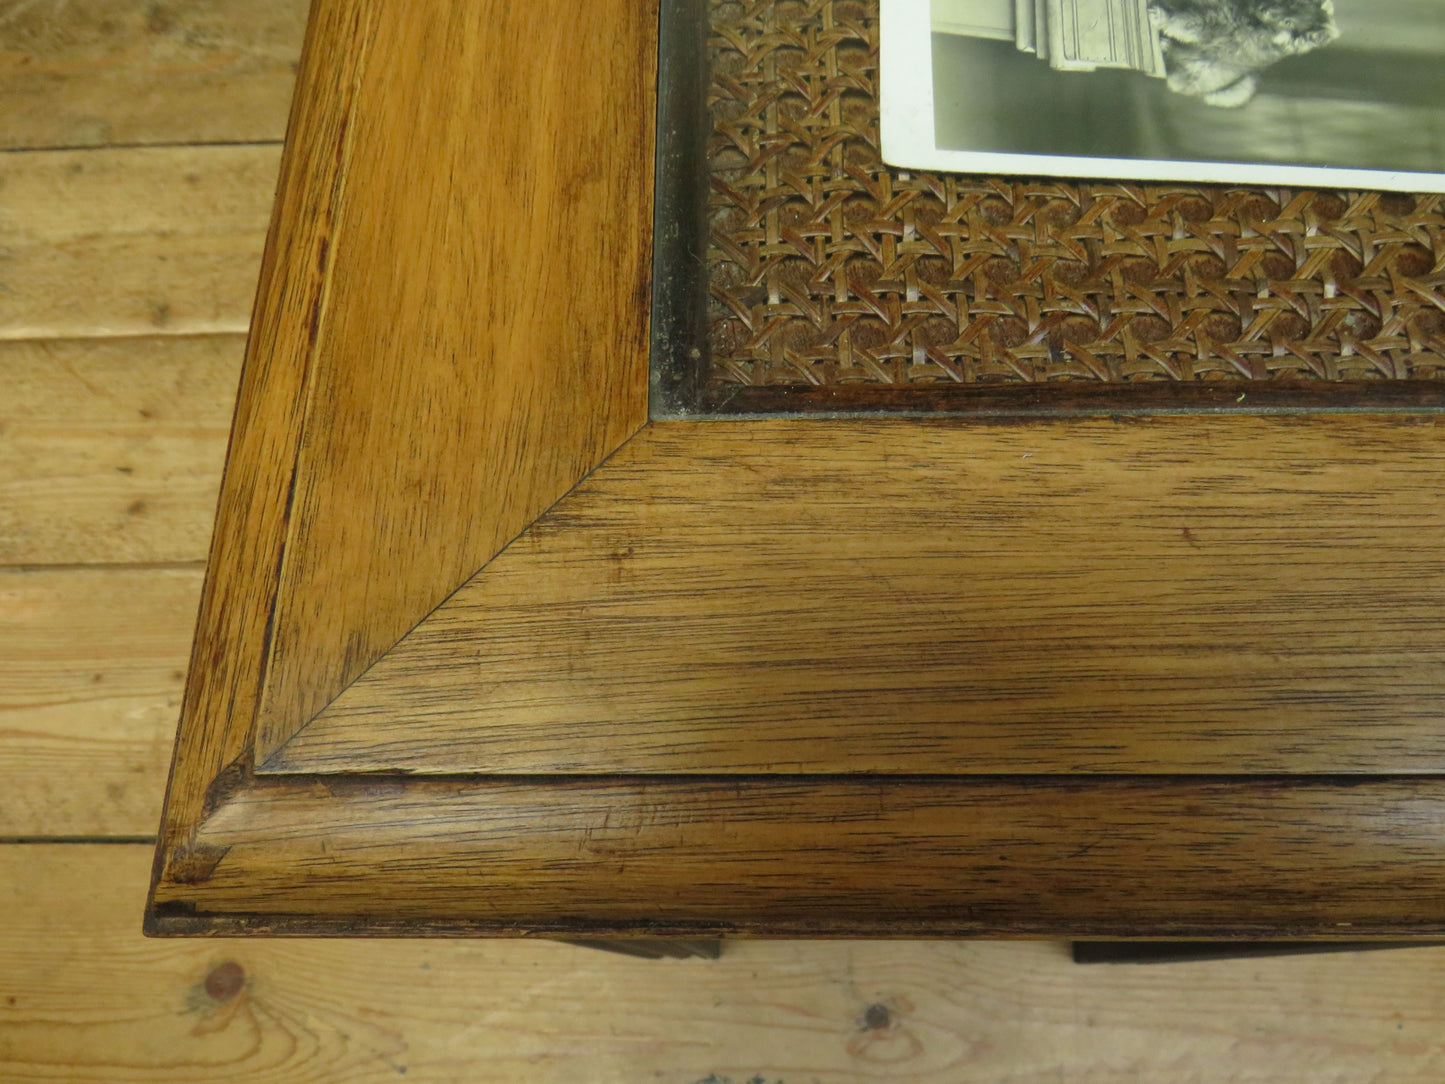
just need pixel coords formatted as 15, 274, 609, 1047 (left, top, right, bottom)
881, 0, 1445, 188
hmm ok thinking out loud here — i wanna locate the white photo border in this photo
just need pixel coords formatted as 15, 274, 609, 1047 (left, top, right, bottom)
881, 0, 1445, 193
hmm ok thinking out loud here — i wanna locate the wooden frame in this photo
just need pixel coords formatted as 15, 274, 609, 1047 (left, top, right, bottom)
148, 0, 1445, 938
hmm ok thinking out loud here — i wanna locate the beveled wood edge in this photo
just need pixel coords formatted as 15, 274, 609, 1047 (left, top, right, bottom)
151, 0, 383, 897
147, 774, 1445, 938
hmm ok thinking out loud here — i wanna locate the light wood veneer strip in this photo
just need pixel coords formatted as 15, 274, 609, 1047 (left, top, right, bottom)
278, 415, 1445, 775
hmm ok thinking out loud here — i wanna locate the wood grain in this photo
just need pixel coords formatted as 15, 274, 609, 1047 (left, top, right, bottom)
16, 845, 1445, 1083
155, 0, 382, 882
154, 776, 1445, 937
0, 335, 239, 566
147, 0, 1445, 943
275, 415, 1445, 775
0, 568, 200, 838
249, 0, 657, 758
0, 145, 279, 340
0, 0, 307, 149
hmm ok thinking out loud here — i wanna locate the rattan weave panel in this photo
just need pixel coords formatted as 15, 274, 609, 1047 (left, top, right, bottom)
704, 0, 1445, 394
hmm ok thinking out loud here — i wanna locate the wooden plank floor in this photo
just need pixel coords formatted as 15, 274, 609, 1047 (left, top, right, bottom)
3, 3, 1445, 1080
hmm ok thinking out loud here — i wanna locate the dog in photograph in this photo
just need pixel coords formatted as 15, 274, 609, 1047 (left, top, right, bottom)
1148, 0, 1341, 107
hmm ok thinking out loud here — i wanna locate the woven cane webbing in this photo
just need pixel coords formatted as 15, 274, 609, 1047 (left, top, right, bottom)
704, 0, 1445, 401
